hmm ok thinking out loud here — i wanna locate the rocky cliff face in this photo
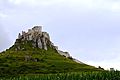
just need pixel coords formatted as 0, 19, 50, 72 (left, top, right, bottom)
17, 26, 55, 50
16, 26, 83, 64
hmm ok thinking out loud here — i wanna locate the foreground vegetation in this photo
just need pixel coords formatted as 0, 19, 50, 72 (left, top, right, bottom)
0, 71, 120, 80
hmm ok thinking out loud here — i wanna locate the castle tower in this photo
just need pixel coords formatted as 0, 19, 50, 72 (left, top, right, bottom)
32, 26, 42, 32
18, 33, 22, 39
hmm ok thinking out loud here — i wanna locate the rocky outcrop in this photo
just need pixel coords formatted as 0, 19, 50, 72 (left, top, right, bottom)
57, 50, 70, 58
73, 58, 84, 64
16, 26, 83, 64
17, 26, 55, 50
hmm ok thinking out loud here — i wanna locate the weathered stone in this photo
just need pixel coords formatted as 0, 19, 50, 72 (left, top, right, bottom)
15, 48, 18, 51
42, 32, 50, 40
18, 33, 22, 39
73, 58, 84, 64
41, 37, 47, 50
25, 55, 32, 62
37, 37, 42, 49
17, 26, 53, 50
32, 26, 42, 33
57, 50, 70, 58
17, 46, 21, 50
34, 58, 39, 62
27, 34, 32, 40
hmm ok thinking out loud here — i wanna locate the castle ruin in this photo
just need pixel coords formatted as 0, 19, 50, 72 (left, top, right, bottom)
17, 26, 75, 59
18, 26, 52, 50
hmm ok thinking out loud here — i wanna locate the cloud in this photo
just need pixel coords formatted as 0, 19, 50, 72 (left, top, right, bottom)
111, 3, 120, 12
8, 0, 64, 6
0, 26, 11, 52
0, 13, 8, 18
4, 0, 120, 12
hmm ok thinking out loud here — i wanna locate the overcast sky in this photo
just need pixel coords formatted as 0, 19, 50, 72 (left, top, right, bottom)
1, 0, 120, 70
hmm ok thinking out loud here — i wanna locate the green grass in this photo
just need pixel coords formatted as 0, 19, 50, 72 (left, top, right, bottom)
0, 39, 102, 76
0, 71, 120, 80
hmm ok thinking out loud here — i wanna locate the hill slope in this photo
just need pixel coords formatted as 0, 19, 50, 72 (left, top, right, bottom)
0, 26, 101, 76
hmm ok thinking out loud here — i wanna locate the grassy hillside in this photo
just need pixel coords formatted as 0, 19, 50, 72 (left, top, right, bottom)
0, 39, 101, 76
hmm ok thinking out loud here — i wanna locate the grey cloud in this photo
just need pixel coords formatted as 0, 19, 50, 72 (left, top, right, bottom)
0, 23, 11, 52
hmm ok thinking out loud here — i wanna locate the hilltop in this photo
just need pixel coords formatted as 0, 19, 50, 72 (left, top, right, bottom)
0, 26, 102, 76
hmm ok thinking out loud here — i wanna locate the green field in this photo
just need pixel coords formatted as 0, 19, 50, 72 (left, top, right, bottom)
0, 71, 120, 80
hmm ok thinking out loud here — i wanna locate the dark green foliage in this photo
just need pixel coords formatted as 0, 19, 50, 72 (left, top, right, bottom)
1, 71, 120, 80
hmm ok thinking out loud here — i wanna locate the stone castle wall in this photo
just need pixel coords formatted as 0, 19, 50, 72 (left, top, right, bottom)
18, 26, 53, 50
